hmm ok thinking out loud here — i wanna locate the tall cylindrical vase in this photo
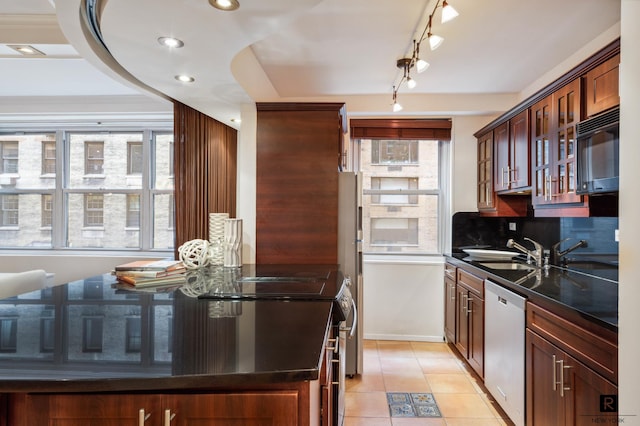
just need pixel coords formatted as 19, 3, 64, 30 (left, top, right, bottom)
223, 218, 243, 267
208, 213, 228, 265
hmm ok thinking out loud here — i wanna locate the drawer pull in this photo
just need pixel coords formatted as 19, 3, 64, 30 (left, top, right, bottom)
138, 409, 151, 425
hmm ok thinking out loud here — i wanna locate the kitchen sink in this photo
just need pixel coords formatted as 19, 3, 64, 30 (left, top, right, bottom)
477, 262, 537, 271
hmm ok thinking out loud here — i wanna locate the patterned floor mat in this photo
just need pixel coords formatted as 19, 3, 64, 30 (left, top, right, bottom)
386, 392, 442, 418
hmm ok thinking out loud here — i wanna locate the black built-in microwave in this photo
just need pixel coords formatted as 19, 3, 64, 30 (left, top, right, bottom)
576, 106, 619, 195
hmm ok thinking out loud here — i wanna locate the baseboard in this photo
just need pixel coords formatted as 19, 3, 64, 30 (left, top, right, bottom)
364, 333, 445, 343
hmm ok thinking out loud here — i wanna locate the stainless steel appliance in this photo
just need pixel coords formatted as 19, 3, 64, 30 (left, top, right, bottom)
576, 106, 619, 194
484, 280, 526, 426
338, 172, 363, 376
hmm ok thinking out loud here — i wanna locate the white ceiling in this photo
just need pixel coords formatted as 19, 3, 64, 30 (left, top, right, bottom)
0, 0, 622, 127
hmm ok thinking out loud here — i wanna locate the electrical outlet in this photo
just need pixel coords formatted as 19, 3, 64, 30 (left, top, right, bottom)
615, 229, 619, 242
509, 222, 517, 231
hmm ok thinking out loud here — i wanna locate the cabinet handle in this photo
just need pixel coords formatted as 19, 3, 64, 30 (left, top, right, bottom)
138, 409, 151, 425
560, 362, 572, 397
327, 337, 339, 354
467, 295, 473, 314
552, 355, 559, 391
449, 285, 455, 301
164, 410, 176, 425
461, 294, 468, 316
510, 167, 518, 184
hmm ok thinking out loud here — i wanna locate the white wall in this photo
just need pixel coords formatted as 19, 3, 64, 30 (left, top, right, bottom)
618, 0, 639, 421
362, 255, 445, 341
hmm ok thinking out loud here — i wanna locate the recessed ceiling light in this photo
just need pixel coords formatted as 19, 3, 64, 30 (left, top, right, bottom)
8, 45, 45, 56
209, 0, 239, 11
231, 118, 241, 124
158, 37, 184, 48
175, 75, 195, 83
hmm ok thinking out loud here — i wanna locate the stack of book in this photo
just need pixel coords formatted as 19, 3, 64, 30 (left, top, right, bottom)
113, 259, 187, 289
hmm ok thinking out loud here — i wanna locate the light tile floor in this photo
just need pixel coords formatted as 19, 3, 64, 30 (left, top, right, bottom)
345, 340, 515, 426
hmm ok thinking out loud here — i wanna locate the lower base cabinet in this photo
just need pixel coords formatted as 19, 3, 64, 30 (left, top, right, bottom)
526, 302, 618, 426
11, 391, 301, 425
526, 330, 617, 425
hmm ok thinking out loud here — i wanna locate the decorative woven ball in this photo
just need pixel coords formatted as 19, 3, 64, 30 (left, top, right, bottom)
178, 239, 211, 269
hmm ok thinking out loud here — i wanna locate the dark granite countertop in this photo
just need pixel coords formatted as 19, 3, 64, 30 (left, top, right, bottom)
0, 269, 335, 393
446, 253, 618, 332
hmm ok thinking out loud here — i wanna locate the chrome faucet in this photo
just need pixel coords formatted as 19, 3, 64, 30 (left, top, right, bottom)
551, 238, 588, 266
507, 237, 544, 267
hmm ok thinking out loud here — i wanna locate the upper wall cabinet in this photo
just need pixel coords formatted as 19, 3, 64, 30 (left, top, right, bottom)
474, 38, 619, 217
531, 79, 582, 211
477, 130, 529, 217
494, 110, 530, 192
584, 53, 620, 118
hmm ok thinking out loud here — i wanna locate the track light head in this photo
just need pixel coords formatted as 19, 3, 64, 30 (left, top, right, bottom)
441, 0, 459, 23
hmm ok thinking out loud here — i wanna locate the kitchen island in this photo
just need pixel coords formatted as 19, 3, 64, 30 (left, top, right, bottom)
0, 267, 340, 425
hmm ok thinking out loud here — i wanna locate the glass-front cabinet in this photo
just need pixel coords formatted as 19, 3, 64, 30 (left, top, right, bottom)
531, 79, 582, 209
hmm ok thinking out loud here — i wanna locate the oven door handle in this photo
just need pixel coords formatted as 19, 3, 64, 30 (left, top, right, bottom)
340, 298, 357, 338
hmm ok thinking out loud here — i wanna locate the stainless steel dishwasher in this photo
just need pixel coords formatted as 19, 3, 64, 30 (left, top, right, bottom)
484, 280, 526, 426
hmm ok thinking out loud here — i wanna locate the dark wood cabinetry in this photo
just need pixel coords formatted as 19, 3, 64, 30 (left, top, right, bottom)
526, 302, 618, 426
475, 39, 619, 217
584, 53, 620, 118
454, 268, 484, 378
531, 79, 583, 212
443, 263, 457, 344
256, 102, 345, 264
477, 130, 529, 216
494, 110, 530, 192
13, 392, 300, 426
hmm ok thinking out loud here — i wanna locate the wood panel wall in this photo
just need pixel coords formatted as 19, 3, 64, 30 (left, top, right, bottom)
173, 102, 237, 257
256, 103, 344, 264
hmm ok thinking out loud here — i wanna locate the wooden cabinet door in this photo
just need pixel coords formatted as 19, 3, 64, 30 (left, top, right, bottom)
493, 122, 510, 192
526, 329, 564, 426
444, 276, 456, 344
477, 131, 494, 211
551, 79, 582, 205
165, 392, 300, 426
531, 95, 553, 207
565, 352, 618, 425
467, 293, 484, 378
584, 54, 620, 118
455, 285, 469, 358
20, 394, 162, 426
510, 109, 530, 189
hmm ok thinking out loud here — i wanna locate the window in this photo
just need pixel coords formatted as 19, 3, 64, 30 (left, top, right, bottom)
85, 141, 104, 174
126, 194, 141, 228
0, 318, 18, 352
82, 317, 103, 353
0, 128, 174, 250
372, 140, 418, 165
0, 141, 18, 174
360, 139, 448, 254
42, 141, 56, 174
127, 142, 143, 175
370, 218, 419, 245
41, 194, 52, 227
371, 177, 419, 204
84, 194, 104, 227
126, 317, 142, 353
0, 194, 19, 226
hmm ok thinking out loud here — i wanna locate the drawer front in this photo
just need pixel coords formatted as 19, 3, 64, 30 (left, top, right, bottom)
457, 268, 483, 298
526, 302, 617, 384
444, 263, 457, 281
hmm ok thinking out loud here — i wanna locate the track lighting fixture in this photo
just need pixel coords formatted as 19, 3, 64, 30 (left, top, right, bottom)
390, 0, 459, 111
441, 0, 459, 23
392, 87, 403, 112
